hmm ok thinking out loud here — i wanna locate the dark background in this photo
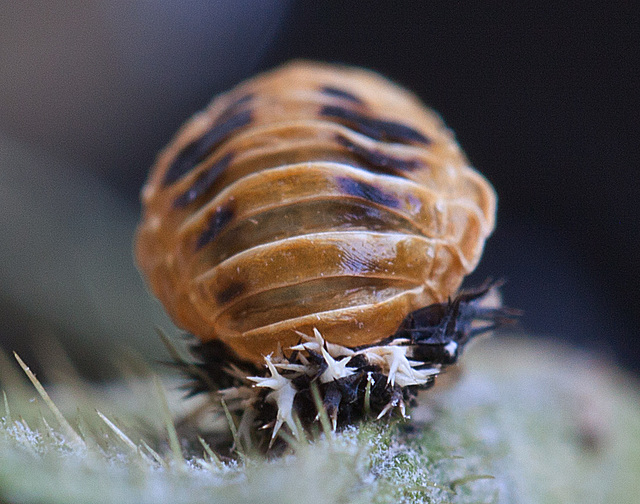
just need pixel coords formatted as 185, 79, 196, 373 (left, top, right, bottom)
1, 1, 638, 375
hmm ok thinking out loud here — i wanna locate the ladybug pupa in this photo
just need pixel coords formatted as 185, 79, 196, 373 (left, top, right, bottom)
135, 61, 515, 440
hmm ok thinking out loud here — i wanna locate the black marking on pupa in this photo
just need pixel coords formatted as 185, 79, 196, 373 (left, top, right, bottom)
173, 153, 234, 208
320, 86, 364, 104
216, 281, 246, 305
336, 135, 422, 172
163, 110, 252, 186
336, 176, 401, 209
321, 105, 430, 145
196, 203, 235, 249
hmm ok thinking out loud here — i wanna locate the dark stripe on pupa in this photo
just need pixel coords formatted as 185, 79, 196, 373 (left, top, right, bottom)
320, 86, 364, 104
320, 105, 430, 145
163, 110, 252, 186
336, 176, 401, 209
173, 153, 234, 208
336, 135, 423, 172
216, 281, 245, 305
196, 204, 235, 250
214, 94, 254, 124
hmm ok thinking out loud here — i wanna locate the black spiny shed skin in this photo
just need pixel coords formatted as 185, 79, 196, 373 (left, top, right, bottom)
184, 339, 260, 395
178, 281, 519, 440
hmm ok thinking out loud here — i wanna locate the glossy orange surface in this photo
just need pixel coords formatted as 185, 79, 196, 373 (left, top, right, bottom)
135, 61, 496, 362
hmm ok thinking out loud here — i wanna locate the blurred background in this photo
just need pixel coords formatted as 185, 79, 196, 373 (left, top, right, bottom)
1, 1, 638, 378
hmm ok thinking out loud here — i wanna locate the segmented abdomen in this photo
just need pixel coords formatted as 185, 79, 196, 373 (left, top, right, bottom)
135, 61, 496, 362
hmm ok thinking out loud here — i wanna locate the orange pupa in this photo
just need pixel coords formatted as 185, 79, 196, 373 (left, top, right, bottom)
135, 61, 514, 435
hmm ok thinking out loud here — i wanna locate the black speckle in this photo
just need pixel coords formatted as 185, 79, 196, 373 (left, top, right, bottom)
173, 153, 234, 207
336, 176, 400, 208
320, 105, 430, 145
320, 86, 364, 104
163, 110, 252, 186
196, 204, 235, 249
216, 281, 245, 305
336, 135, 422, 172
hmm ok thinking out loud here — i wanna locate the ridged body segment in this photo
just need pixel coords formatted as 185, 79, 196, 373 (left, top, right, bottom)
135, 61, 496, 362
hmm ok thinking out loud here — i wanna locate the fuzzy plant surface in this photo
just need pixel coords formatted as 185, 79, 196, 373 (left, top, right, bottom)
0, 335, 638, 504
